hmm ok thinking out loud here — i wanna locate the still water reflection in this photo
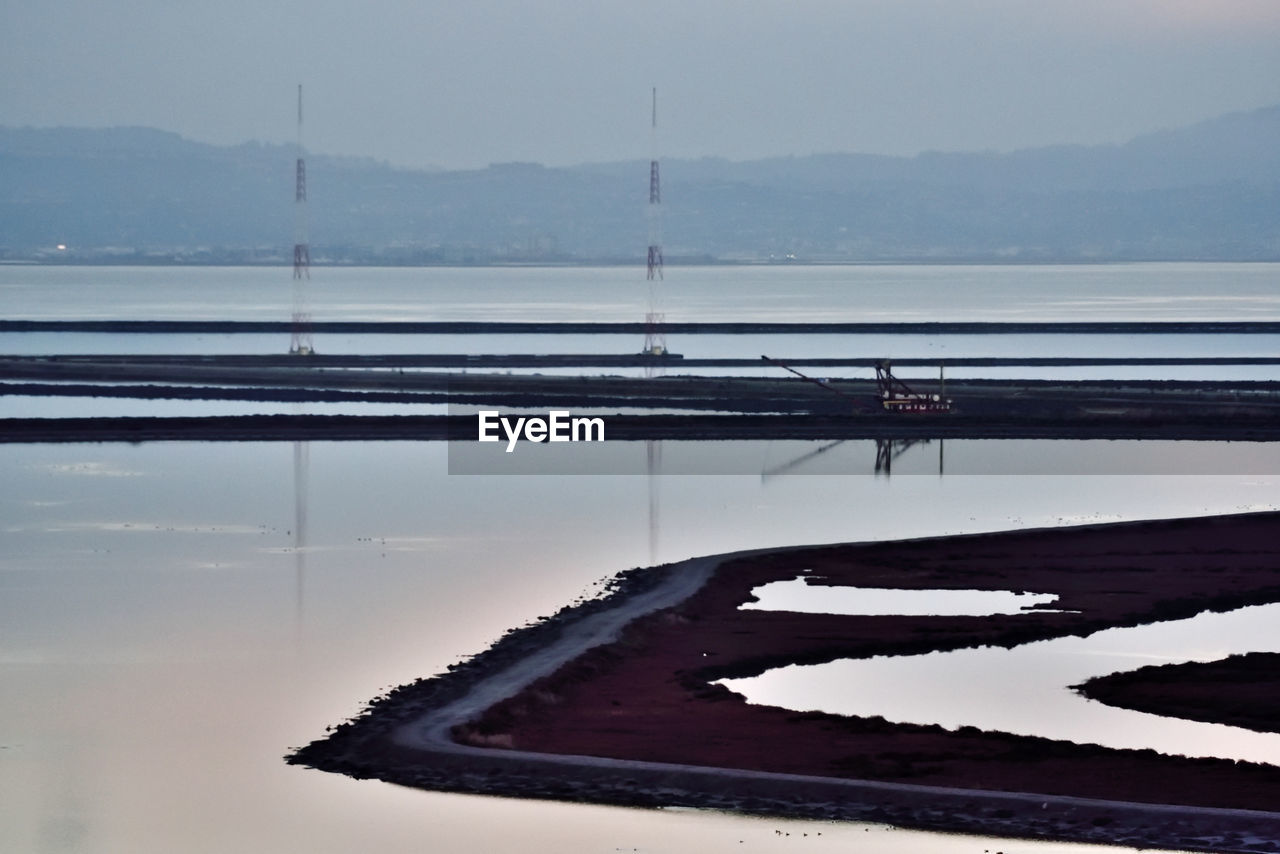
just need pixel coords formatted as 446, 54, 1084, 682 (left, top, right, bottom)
4, 263, 1279, 852
2, 439, 1277, 853
722, 601, 1280, 765
741, 577, 1062, 616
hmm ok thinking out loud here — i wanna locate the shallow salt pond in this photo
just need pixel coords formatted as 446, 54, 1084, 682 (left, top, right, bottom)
740, 574, 1063, 616
720, 600, 1280, 765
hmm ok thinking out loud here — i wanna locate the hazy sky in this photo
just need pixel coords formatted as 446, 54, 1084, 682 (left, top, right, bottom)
3, 0, 1279, 170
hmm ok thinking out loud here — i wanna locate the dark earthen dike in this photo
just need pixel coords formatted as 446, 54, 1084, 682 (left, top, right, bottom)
7, 411, 1280, 443
288, 512, 1280, 852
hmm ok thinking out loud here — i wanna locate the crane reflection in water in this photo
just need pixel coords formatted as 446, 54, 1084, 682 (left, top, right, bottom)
761, 438, 944, 479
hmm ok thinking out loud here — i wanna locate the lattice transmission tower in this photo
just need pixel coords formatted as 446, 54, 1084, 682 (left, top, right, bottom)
643, 87, 666, 357
291, 83, 314, 355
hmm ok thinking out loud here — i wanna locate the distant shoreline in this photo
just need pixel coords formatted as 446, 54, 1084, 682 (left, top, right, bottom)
6, 318, 1280, 334
9, 257, 1280, 268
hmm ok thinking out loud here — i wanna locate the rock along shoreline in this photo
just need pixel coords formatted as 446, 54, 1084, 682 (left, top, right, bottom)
287, 514, 1280, 853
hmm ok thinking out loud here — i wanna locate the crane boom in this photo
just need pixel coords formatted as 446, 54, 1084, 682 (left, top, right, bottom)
760, 355, 859, 402
762, 355, 952, 413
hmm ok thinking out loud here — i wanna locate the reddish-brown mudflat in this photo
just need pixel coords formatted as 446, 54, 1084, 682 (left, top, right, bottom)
1078, 652, 1280, 734
461, 511, 1280, 811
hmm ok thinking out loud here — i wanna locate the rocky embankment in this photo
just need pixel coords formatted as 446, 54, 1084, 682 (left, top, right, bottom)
289, 514, 1280, 852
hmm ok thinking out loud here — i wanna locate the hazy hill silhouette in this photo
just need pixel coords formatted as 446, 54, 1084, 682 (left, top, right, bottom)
3, 105, 1278, 262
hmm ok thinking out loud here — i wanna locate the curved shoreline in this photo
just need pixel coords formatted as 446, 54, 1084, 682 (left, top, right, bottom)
1077, 653, 1280, 735
392, 551, 732, 753
289, 515, 1280, 852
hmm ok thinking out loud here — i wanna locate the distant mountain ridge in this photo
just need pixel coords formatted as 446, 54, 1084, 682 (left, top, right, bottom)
3, 105, 1278, 263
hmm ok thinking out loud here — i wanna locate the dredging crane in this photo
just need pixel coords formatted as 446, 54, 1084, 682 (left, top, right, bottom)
872, 360, 952, 413
761, 355, 952, 413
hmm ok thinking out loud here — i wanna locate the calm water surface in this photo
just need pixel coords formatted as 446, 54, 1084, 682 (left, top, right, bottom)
3, 263, 1280, 323
4, 440, 1275, 853
2, 264, 1278, 853
724, 599, 1280, 764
